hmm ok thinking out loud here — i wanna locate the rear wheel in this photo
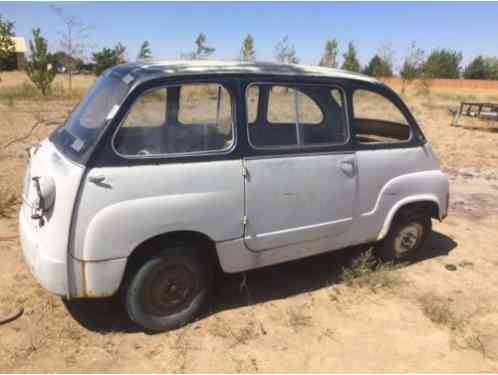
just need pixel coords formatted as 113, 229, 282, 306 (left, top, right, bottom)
125, 246, 212, 332
376, 212, 432, 262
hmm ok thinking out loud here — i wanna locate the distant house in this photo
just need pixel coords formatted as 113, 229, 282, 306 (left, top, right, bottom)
10, 37, 27, 70
0, 36, 27, 70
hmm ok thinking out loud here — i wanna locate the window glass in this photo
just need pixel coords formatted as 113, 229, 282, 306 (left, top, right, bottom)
297, 91, 323, 124
353, 89, 410, 143
246, 85, 259, 124
268, 86, 296, 124
247, 84, 347, 148
115, 83, 234, 156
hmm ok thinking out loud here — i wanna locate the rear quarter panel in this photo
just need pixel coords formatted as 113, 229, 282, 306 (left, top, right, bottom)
72, 160, 244, 261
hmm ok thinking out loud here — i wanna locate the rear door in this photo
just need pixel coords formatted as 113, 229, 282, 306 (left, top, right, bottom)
243, 82, 357, 252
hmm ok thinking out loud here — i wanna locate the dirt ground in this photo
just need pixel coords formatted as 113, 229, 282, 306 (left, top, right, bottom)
0, 73, 498, 372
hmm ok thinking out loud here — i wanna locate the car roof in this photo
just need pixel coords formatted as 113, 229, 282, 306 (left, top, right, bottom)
113, 60, 380, 84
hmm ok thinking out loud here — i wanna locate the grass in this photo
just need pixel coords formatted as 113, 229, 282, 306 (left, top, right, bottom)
339, 249, 405, 291
0, 81, 87, 103
288, 305, 313, 332
418, 292, 461, 330
0, 185, 18, 218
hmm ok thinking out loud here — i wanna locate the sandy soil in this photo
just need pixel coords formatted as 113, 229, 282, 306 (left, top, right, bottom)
0, 73, 498, 372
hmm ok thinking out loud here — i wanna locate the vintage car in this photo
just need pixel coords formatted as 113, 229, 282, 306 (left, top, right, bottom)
20, 61, 449, 331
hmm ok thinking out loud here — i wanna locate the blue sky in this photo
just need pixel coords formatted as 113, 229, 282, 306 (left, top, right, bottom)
2, 2, 498, 68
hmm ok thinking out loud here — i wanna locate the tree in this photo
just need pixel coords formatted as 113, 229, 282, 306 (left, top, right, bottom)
274, 36, 299, 64
114, 42, 127, 64
51, 5, 91, 92
341, 42, 360, 72
423, 49, 462, 79
319, 38, 338, 68
183, 33, 215, 60
92, 47, 119, 76
363, 54, 393, 77
137, 41, 152, 61
484, 57, 498, 80
25, 28, 57, 96
463, 56, 489, 79
240, 34, 255, 62
400, 42, 426, 92
0, 14, 15, 74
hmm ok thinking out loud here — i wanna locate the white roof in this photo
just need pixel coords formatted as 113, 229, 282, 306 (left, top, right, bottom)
10, 37, 27, 53
138, 60, 378, 83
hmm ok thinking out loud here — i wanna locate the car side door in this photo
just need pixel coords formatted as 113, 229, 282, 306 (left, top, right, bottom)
242, 81, 358, 253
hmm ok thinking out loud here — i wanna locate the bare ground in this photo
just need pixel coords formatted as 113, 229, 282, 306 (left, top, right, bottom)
0, 75, 498, 372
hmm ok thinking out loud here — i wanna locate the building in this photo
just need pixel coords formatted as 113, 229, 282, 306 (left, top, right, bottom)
0, 36, 27, 70
11, 37, 27, 70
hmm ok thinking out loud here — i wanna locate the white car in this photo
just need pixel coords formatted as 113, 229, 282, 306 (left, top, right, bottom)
20, 61, 449, 331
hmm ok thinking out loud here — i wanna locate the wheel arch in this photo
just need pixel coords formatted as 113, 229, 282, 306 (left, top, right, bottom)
377, 195, 441, 241
121, 230, 221, 290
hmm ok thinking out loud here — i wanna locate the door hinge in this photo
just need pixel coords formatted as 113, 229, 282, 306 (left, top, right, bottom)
242, 164, 247, 177
242, 215, 248, 225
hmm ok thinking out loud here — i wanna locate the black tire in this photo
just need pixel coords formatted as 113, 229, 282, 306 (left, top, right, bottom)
125, 245, 212, 332
376, 211, 432, 262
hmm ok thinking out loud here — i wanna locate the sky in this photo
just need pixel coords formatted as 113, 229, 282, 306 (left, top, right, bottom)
1, 1, 498, 68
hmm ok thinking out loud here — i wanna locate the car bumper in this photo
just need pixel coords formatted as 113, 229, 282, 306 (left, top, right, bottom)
19, 207, 68, 296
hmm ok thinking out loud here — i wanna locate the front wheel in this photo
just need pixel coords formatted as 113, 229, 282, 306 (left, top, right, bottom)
376, 212, 432, 262
125, 246, 212, 332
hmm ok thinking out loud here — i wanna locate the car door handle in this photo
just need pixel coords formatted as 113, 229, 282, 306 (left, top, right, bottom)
338, 158, 356, 177
88, 175, 106, 184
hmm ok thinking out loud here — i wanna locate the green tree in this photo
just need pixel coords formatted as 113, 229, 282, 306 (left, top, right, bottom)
463, 56, 489, 79
363, 54, 393, 77
484, 57, 498, 80
341, 42, 360, 72
92, 47, 119, 76
400, 42, 426, 92
25, 28, 57, 96
115, 42, 127, 64
0, 14, 15, 73
319, 38, 338, 68
423, 49, 462, 79
137, 40, 152, 60
183, 33, 215, 60
240, 34, 255, 62
274, 36, 299, 64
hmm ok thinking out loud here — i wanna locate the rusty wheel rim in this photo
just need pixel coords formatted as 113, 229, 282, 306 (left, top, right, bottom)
141, 263, 197, 316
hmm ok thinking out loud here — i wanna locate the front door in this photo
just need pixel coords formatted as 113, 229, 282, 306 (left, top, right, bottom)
243, 83, 357, 252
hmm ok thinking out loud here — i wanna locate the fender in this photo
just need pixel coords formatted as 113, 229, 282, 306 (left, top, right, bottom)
376, 194, 442, 240
80, 191, 240, 261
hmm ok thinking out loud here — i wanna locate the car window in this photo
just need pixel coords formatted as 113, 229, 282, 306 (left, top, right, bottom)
353, 89, 411, 143
114, 83, 234, 156
246, 85, 259, 124
247, 84, 348, 148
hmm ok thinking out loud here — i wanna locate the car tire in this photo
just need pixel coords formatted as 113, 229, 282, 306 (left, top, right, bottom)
376, 211, 432, 262
125, 246, 212, 332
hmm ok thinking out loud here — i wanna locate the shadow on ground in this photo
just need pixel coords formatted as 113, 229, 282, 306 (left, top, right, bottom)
63, 230, 457, 334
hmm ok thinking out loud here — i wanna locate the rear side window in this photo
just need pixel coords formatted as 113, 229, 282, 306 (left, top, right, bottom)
114, 83, 234, 156
247, 84, 348, 148
353, 89, 411, 143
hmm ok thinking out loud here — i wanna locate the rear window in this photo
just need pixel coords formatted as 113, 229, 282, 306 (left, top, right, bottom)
352, 89, 411, 143
51, 71, 130, 161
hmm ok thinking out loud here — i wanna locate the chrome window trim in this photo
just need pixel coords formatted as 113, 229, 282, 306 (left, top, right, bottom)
111, 82, 237, 160
245, 82, 351, 151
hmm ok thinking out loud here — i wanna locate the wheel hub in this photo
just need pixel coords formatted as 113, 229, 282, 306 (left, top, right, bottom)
394, 223, 422, 255
142, 264, 196, 316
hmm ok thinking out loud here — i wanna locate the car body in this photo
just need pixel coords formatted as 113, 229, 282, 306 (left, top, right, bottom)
20, 60, 449, 330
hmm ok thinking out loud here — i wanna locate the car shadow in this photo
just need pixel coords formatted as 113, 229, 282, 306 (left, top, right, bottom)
63, 230, 457, 334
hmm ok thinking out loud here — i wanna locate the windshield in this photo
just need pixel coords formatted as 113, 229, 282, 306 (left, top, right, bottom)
51, 71, 130, 162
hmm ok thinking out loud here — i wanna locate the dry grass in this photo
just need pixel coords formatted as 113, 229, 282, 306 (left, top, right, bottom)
288, 305, 313, 332
340, 249, 405, 291
0, 185, 18, 218
418, 292, 462, 330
